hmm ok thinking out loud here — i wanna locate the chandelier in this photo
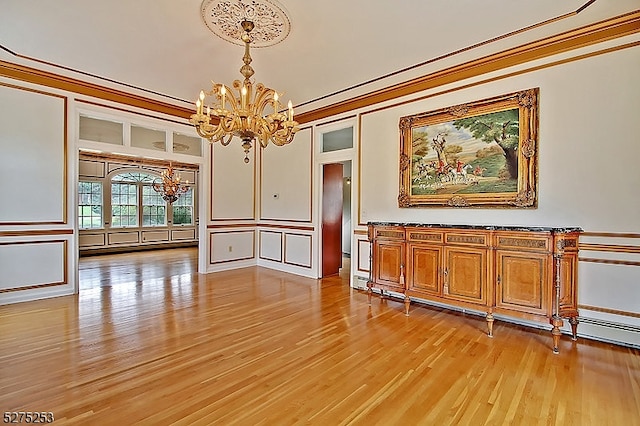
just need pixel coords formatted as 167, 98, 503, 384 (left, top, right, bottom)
190, 19, 299, 163
152, 163, 189, 204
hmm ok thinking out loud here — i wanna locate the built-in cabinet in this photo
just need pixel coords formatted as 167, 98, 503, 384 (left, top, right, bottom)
367, 223, 581, 353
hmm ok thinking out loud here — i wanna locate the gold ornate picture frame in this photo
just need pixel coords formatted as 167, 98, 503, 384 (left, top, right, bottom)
398, 88, 539, 208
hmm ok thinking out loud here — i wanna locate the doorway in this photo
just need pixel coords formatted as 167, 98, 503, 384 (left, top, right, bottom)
317, 122, 355, 280
77, 152, 202, 291
321, 160, 352, 278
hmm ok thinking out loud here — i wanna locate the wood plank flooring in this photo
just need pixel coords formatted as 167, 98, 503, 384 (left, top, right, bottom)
1, 248, 639, 425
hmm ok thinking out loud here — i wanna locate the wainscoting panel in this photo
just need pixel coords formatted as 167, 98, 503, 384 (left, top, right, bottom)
108, 231, 140, 245
172, 229, 196, 241
209, 230, 255, 264
357, 238, 371, 274
141, 230, 170, 243
259, 231, 283, 262
79, 233, 106, 248
0, 240, 66, 292
284, 233, 312, 268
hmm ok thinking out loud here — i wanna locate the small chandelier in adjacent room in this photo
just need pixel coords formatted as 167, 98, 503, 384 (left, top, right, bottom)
153, 163, 189, 204
190, 4, 299, 163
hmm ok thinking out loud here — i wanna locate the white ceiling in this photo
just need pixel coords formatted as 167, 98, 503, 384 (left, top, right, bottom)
1, 0, 638, 114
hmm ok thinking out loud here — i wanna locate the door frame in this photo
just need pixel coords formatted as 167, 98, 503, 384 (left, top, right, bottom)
314, 118, 357, 282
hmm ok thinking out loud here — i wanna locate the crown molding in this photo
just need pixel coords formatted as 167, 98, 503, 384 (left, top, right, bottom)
0, 59, 193, 119
0, 11, 638, 123
296, 10, 640, 124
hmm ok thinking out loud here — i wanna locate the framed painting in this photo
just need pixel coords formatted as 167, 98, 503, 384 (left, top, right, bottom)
398, 88, 539, 208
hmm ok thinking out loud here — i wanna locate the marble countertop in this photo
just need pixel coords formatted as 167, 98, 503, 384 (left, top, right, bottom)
367, 222, 582, 233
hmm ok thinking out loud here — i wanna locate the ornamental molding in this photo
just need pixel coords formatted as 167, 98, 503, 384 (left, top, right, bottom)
399, 153, 410, 171
518, 89, 537, 107
201, 0, 291, 47
447, 196, 469, 207
513, 190, 536, 207
448, 104, 470, 117
398, 191, 410, 208
521, 139, 536, 158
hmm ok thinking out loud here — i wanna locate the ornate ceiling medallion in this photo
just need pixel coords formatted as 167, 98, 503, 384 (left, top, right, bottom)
200, 0, 291, 47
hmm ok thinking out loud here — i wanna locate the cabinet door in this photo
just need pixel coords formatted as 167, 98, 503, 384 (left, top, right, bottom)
374, 240, 404, 291
496, 250, 549, 315
443, 247, 488, 305
407, 243, 441, 296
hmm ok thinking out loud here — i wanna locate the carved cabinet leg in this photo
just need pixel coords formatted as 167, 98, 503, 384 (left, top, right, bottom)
404, 296, 410, 316
569, 317, 579, 341
486, 311, 494, 338
551, 317, 563, 354
367, 285, 372, 305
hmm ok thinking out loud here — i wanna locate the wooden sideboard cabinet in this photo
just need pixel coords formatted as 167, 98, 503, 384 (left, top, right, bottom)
367, 223, 581, 353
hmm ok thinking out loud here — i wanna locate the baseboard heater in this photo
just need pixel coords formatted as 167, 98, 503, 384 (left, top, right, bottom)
578, 316, 640, 333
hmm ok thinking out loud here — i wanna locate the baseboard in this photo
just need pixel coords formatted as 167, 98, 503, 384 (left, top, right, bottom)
364, 289, 640, 350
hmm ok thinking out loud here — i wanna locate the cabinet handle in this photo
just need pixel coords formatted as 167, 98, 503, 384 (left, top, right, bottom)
497, 275, 501, 285
443, 268, 449, 293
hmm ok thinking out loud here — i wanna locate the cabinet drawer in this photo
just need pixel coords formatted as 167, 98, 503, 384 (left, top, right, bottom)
495, 233, 550, 252
374, 227, 405, 241
444, 231, 489, 247
406, 228, 443, 244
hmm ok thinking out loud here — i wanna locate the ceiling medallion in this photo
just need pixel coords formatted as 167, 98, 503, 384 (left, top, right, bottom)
200, 0, 291, 47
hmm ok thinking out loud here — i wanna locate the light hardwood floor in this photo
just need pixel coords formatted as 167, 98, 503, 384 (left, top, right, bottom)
1, 248, 639, 425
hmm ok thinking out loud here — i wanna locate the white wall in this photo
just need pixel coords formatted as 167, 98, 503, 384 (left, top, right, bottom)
355, 39, 640, 346
256, 127, 316, 277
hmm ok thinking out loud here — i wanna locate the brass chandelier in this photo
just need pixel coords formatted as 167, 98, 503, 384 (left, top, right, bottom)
190, 19, 299, 163
152, 163, 189, 204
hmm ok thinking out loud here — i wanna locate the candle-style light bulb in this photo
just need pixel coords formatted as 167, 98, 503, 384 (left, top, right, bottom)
196, 99, 202, 115
241, 86, 247, 110
288, 100, 293, 121
273, 92, 279, 114
220, 85, 226, 109
199, 90, 205, 114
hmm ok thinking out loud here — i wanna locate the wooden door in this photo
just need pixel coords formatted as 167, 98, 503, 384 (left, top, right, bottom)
496, 250, 549, 315
322, 163, 343, 277
443, 247, 488, 305
406, 243, 441, 296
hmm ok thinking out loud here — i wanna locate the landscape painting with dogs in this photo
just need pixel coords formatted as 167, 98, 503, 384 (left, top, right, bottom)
398, 88, 539, 208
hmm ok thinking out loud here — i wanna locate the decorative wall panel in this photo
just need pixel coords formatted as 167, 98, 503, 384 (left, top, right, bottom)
211, 143, 255, 220
0, 241, 66, 292
0, 84, 66, 224
259, 230, 283, 262
209, 230, 255, 264
261, 127, 312, 221
284, 233, 312, 268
